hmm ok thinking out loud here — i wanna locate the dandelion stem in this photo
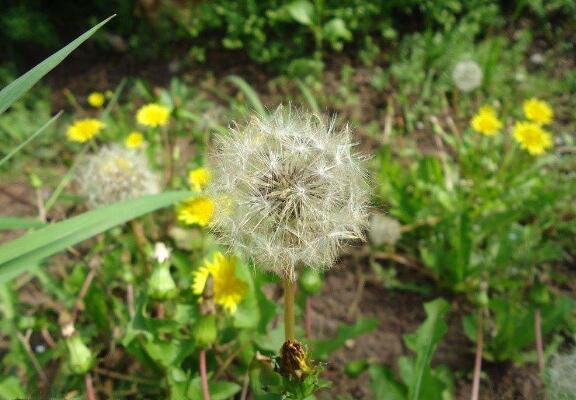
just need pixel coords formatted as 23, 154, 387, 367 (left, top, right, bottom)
535, 308, 545, 372
85, 373, 96, 400
304, 297, 313, 339
284, 277, 296, 341
199, 349, 210, 400
471, 310, 484, 400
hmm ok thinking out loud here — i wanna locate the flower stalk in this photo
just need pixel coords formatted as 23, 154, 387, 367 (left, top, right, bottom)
535, 308, 545, 372
284, 277, 296, 341
199, 349, 210, 400
470, 309, 484, 400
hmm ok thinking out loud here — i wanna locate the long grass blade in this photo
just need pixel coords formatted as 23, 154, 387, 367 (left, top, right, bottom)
0, 217, 45, 231
227, 75, 266, 117
0, 191, 191, 284
295, 79, 320, 114
0, 15, 115, 115
0, 111, 62, 167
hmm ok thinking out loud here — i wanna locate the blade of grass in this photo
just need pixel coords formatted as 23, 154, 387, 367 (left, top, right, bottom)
0, 15, 115, 115
0, 191, 191, 284
101, 79, 126, 118
227, 75, 266, 117
43, 144, 88, 214
0, 111, 62, 167
0, 217, 45, 231
295, 79, 320, 114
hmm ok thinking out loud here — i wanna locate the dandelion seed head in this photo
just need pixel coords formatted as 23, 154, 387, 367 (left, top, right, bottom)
369, 214, 402, 246
546, 348, 576, 400
207, 106, 370, 280
452, 60, 483, 92
77, 145, 160, 208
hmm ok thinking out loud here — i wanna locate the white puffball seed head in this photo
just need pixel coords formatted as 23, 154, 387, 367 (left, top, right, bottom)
207, 107, 370, 280
452, 60, 483, 92
77, 145, 160, 208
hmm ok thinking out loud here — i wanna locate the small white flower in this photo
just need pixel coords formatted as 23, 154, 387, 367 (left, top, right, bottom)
207, 106, 370, 280
76, 145, 160, 208
452, 60, 483, 92
153, 242, 172, 263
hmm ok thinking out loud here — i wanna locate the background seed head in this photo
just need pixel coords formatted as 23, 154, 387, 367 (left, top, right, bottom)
77, 145, 160, 208
369, 214, 402, 246
545, 348, 576, 400
452, 60, 483, 92
207, 106, 370, 280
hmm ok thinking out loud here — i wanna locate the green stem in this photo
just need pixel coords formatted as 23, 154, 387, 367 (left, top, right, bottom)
284, 277, 296, 341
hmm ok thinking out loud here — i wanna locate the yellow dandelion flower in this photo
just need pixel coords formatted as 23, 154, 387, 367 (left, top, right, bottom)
125, 131, 144, 149
192, 252, 248, 313
513, 121, 552, 155
523, 98, 553, 125
136, 103, 170, 127
177, 197, 214, 226
87, 92, 105, 108
188, 167, 211, 192
471, 105, 502, 136
67, 119, 105, 142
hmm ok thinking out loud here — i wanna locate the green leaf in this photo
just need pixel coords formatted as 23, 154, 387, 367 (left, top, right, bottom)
0, 377, 25, 400
188, 377, 242, 400
0, 16, 114, 115
227, 75, 266, 117
323, 18, 352, 41
287, 0, 314, 26
143, 339, 196, 369
0, 191, 192, 284
403, 298, 450, 400
0, 217, 45, 231
0, 111, 62, 167
369, 365, 407, 400
312, 317, 378, 359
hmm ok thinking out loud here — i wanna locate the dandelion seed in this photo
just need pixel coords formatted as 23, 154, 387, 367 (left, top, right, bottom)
188, 167, 211, 192
125, 131, 144, 149
177, 197, 215, 226
513, 121, 552, 155
67, 119, 105, 143
471, 105, 502, 136
207, 106, 370, 280
76, 145, 160, 208
87, 92, 105, 108
192, 252, 248, 313
452, 60, 483, 92
136, 103, 170, 127
523, 98, 554, 125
